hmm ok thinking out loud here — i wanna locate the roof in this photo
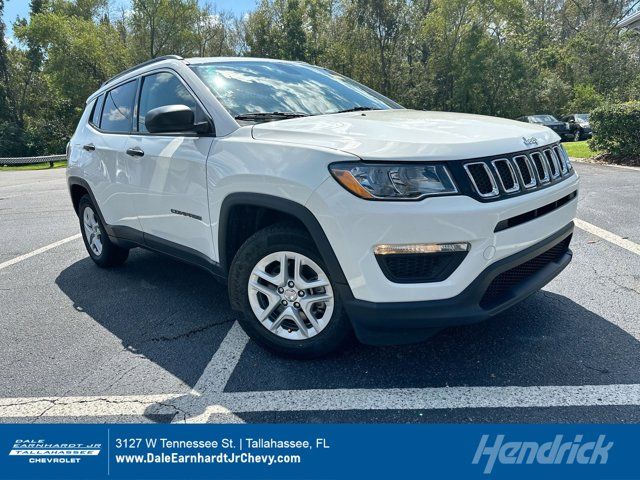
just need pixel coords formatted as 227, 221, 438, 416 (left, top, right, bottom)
619, 11, 640, 29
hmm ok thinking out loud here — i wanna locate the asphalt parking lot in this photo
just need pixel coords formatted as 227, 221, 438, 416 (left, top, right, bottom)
0, 162, 639, 424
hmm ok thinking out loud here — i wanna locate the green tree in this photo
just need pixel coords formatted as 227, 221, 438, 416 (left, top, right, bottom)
129, 0, 201, 60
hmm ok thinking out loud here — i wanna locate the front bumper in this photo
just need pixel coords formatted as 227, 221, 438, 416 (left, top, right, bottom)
307, 171, 578, 304
340, 222, 574, 345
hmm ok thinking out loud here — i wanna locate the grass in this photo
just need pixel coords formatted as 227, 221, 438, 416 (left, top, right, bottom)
563, 141, 597, 159
0, 160, 67, 171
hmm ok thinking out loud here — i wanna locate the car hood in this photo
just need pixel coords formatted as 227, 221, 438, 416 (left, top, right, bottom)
251, 109, 559, 161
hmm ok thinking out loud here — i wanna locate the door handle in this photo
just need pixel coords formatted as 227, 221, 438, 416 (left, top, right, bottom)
126, 147, 144, 157
83, 143, 95, 152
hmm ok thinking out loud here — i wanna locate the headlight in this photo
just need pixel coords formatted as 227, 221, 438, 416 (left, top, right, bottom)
329, 162, 458, 200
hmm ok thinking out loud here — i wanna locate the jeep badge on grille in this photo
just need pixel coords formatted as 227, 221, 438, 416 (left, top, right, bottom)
522, 136, 538, 146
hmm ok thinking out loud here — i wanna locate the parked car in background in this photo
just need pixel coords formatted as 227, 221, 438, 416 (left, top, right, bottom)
517, 115, 574, 142
561, 114, 592, 141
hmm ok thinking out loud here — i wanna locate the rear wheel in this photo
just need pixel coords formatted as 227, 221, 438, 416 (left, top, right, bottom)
228, 223, 352, 358
78, 195, 129, 267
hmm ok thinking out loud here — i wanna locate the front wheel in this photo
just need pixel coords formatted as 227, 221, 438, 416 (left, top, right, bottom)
228, 223, 352, 358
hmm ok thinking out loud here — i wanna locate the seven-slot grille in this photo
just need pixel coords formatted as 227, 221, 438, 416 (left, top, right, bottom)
463, 144, 572, 199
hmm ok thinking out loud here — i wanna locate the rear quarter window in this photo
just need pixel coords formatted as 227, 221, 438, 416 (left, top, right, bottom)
89, 94, 105, 127
100, 80, 137, 133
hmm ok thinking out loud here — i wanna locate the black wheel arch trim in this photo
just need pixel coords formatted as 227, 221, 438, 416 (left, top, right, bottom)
218, 193, 350, 289
68, 176, 116, 237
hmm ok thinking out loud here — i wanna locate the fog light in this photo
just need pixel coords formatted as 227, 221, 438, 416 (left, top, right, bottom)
374, 242, 470, 255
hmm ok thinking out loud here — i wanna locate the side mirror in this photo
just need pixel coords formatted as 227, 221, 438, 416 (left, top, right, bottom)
145, 105, 211, 134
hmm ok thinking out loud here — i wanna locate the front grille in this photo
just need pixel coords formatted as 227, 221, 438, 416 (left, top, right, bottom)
464, 163, 497, 197
553, 145, 568, 174
480, 235, 572, 308
462, 143, 572, 200
513, 155, 536, 188
376, 252, 468, 283
491, 159, 519, 193
544, 149, 559, 178
530, 152, 549, 183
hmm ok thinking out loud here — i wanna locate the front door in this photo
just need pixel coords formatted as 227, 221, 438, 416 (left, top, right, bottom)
125, 71, 215, 261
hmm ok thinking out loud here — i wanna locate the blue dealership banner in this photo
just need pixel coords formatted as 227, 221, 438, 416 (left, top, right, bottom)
0, 423, 637, 479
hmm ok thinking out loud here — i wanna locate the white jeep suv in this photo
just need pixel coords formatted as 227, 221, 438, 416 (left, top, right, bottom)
67, 56, 579, 357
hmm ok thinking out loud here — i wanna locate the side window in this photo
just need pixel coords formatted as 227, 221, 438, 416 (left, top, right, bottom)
89, 95, 104, 127
138, 72, 197, 133
100, 80, 137, 133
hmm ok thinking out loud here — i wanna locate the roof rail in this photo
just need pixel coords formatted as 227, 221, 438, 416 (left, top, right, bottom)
101, 55, 184, 87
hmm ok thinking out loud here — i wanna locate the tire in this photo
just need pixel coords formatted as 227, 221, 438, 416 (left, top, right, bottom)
78, 195, 129, 268
228, 223, 353, 358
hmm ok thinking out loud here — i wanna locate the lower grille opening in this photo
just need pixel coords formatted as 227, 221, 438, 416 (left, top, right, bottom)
494, 190, 577, 232
376, 251, 468, 283
480, 235, 572, 309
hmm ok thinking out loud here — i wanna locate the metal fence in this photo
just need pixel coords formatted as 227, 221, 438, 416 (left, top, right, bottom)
0, 154, 67, 167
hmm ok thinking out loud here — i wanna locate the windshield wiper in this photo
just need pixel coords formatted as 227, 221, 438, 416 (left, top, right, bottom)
234, 111, 309, 121
332, 106, 381, 114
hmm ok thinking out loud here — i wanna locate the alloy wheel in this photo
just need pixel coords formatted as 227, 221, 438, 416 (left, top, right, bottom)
248, 251, 334, 340
83, 206, 103, 256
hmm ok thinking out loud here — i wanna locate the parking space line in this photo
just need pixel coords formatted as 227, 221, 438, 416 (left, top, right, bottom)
222, 383, 640, 416
0, 234, 81, 271
575, 219, 640, 256
2, 383, 640, 421
171, 322, 249, 424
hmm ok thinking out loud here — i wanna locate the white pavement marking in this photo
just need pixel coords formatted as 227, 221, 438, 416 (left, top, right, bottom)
3, 383, 640, 421
0, 234, 81, 271
171, 322, 250, 424
575, 219, 640, 256
191, 322, 249, 396
222, 384, 640, 414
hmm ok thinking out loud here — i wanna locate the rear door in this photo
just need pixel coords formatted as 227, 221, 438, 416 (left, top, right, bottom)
124, 70, 215, 260
92, 79, 142, 233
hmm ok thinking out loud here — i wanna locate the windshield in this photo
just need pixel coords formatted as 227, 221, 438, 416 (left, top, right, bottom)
190, 61, 400, 119
575, 114, 590, 122
530, 115, 559, 123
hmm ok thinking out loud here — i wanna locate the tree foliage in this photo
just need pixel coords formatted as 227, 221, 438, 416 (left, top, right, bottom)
589, 101, 640, 156
1, 0, 639, 156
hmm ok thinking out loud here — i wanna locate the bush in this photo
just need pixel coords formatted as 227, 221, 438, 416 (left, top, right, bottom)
589, 102, 640, 157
